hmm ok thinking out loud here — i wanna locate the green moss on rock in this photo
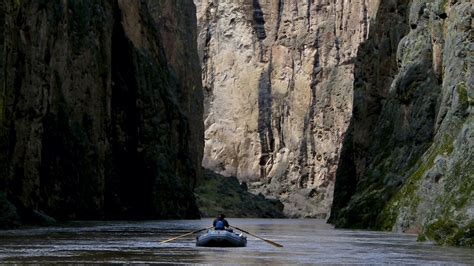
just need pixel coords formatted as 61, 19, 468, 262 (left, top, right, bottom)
377, 135, 455, 230
424, 219, 458, 244
421, 219, 474, 247
456, 82, 469, 111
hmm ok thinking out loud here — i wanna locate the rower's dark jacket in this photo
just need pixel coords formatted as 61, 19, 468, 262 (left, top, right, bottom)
213, 218, 229, 230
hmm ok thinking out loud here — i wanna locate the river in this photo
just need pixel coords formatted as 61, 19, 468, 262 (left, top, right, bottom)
0, 219, 472, 264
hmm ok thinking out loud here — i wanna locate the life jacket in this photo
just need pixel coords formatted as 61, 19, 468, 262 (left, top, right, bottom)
215, 220, 225, 230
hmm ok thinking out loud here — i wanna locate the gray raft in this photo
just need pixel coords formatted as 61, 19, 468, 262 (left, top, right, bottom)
196, 230, 247, 247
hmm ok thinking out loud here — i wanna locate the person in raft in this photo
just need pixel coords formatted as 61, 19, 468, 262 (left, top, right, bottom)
213, 214, 231, 231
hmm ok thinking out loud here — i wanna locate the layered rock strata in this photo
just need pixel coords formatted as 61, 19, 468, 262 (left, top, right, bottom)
0, 0, 203, 226
195, 0, 376, 217
330, 0, 473, 246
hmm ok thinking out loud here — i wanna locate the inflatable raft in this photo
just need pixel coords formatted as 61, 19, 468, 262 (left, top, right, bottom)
196, 230, 247, 247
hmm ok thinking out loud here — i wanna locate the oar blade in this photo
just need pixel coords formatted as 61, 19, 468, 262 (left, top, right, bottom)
265, 239, 283, 248
159, 232, 191, 244
159, 227, 211, 244
160, 237, 179, 244
232, 226, 283, 248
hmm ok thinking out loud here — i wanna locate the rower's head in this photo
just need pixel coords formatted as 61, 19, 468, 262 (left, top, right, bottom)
218, 213, 225, 219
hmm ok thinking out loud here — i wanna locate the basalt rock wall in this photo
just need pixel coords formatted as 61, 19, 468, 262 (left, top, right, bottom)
195, 0, 378, 218
0, 0, 203, 226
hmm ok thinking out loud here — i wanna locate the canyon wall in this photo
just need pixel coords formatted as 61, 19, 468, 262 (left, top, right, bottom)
0, 0, 203, 226
195, 0, 377, 217
330, 0, 473, 246
197, 0, 472, 245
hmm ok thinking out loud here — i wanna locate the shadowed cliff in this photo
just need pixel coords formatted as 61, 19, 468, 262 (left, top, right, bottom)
0, 0, 203, 227
330, 0, 473, 247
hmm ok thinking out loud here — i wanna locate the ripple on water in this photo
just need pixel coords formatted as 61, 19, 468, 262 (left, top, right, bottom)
0, 219, 472, 264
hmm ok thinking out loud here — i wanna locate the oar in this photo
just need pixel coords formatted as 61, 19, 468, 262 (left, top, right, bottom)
231, 226, 283, 248
160, 226, 213, 244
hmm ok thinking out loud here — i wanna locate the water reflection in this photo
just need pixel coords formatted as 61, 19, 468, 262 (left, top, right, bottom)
0, 219, 472, 264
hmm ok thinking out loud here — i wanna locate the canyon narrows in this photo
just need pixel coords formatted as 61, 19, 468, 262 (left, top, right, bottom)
197, 0, 472, 246
0, 0, 471, 247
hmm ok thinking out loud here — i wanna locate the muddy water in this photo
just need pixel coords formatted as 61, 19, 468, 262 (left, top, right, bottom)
0, 219, 472, 264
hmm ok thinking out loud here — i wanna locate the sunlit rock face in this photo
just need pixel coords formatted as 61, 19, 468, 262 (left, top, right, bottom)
0, 0, 203, 225
195, 0, 377, 217
330, 0, 473, 246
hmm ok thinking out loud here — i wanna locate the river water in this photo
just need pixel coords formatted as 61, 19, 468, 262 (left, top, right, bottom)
0, 218, 472, 264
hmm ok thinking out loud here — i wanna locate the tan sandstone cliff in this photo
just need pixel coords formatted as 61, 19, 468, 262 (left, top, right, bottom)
195, 0, 378, 217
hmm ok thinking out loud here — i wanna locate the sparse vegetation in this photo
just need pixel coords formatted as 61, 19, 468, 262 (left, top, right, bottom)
195, 169, 285, 218
421, 219, 474, 247
456, 82, 469, 110
378, 135, 455, 232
